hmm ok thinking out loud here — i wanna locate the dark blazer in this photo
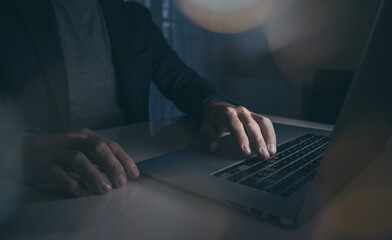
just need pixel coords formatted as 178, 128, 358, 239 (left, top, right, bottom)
0, 0, 226, 133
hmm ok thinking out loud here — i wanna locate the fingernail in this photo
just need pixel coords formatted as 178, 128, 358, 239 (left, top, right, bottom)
242, 144, 251, 154
117, 174, 127, 187
268, 143, 276, 153
128, 166, 139, 178
260, 147, 270, 158
100, 181, 112, 194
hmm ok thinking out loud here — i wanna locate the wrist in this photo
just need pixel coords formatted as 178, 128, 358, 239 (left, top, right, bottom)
204, 99, 236, 114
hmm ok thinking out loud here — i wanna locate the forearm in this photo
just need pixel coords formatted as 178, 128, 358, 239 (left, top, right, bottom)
150, 22, 229, 120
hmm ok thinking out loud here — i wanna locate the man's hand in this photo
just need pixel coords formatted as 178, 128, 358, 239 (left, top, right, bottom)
6, 128, 139, 197
201, 100, 276, 158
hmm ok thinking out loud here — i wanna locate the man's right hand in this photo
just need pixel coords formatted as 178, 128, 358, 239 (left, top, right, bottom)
5, 128, 139, 197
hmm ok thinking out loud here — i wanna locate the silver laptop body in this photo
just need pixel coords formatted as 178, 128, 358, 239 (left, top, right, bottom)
138, 0, 391, 226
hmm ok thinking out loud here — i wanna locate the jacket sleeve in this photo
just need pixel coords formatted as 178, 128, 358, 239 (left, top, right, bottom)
146, 12, 233, 121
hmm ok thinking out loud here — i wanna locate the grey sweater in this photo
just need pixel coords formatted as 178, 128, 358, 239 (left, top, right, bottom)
52, 0, 127, 130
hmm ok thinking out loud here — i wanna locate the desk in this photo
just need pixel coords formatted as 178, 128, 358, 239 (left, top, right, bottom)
1, 117, 391, 240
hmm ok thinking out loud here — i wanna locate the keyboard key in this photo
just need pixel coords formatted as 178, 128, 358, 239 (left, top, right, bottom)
259, 179, 277, 187
260, 176, 279, 185
284, 173, 303, 183
227, 169, 255, 182
248, 161, 270, 172
243, 156, 261, 166
265, 167, 279, 173
276, 134, 312, 152
228, 168, 241, 174
270, 170, 288, 179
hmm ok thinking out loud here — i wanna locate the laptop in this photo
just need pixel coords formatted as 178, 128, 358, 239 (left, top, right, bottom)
138, 0, 392, 226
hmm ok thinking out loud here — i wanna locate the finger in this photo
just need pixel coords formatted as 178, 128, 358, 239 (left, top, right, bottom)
45, 162, 88, 197
62, 150, 112, 194
253, 114, 276, 155
238, 112, 270, 159
81, 139, 128, 188
200, 119, 220, 153
106, 141, 139, 179
64, 130, 131, 185
225, 108, 251, 155
85, 132, 139, 180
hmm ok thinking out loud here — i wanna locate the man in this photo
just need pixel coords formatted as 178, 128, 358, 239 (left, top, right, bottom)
0, 0, 276, 197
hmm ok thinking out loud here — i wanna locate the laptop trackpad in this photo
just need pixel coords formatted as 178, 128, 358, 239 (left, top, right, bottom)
138, 138, 245, 178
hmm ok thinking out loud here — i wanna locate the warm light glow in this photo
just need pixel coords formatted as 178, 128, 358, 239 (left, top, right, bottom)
175, 0, 275, 34
263, 0, 358, 82
310, 187, 392, 240
179, 0, 260, 11
176, 0, 375, 83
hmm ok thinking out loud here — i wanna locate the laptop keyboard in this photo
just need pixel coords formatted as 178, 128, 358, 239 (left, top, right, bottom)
211, 133, 329, 197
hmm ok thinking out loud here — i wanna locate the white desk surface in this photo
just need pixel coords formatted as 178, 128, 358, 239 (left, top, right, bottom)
1, 117, 391, 240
